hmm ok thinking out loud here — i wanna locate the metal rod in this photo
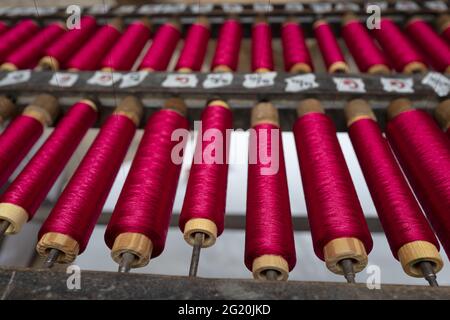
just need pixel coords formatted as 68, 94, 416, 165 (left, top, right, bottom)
118, 252, 136, 273
0, 220, 10, 240
339, 259, 356, 284
43, 248, 60, 269
419, 261, 439, 287
265, 270, 279, 281
188, 232, 205, 277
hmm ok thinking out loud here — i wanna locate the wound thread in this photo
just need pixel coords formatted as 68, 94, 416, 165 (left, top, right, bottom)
211, 18, 242, 72
281, 21, 313, 73
175, 20, 210, 72
0, 19, 39, 63
314, 20, 349, 73
251, 21, 274, 72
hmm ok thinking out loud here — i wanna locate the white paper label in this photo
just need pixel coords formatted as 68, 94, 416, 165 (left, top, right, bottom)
422, 72, 450, 97
49, 72, 79, 87
253, 3, 273, 13
190, 4, 213, 14
381, 77, 414, 93
119, 71, 148, 88
333, 77, 366, 93
160, 4, 186, 14
311, 3, 332, 13
89, 4, 110, 14
0, 70, 31, 86
203, 73, 233, 89
162, 73, 198, 88
335, 3, 360, 12
138, 5, 161, 14
424, 1, 448, 11
395, 1, 419, 11
243, 72, 277, 89
222, 4, 243, 13
285, 74, 319, 92
284, 3, 304, 12
114, 5, 136, 14
87, 71, 122, 87
366, 2, 388, 11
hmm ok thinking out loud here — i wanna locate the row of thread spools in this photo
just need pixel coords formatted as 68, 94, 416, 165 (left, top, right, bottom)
0, 94, 449, 285
0, 14, 448, 73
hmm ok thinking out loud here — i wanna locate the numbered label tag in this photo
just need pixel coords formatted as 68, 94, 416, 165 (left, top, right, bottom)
7, 7, 36, 16
203, 73, 233, 89
285, 3, 304, 12
120, 71, 148, 88
311, 3, 332, 13
89, 4, 110, 14
381, 78, 414, 93
0, 70, 31, 86
424, 1, 448, 11
162, 73, 198, 88
114, 5, 136, 14
243, 72, 277, 89
335, 3, 360, 12
190, 4, 213, 14
422, 72, 450, 97
333, 77, 366, 93
253, 3, 273, 13
366, 1, 388, 11
160, 4, 186, 14
49, 72, 79, 87
222, 4, 243, 13
395, 1, 419, 11
285, 74, 319, 92
138, 5, 161, 14
87, 72, 122, 87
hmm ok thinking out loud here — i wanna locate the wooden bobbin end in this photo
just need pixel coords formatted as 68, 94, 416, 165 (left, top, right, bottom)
342, 13, 359, 26
289, 62, 312, 74
39, 56, 60, 71
114, 95, 143, 126
68, 68, 79, 72
183, 218, 217, 248
252, 255, 289, 281
208, 99, 230, 109
167, 19, 181, 31
297, 98, 324, 117
254, 15, 268, 25
446, 65, 450, 74
323, 237, 368, 275
0, 203, 28, 234
164, 97, 187, 116
36, 232, 80, 264
313, 19, 328, 29
23, 94, 60, 126
406, 16, 423, 27
140, 67, 155, 72
111, 232, 153, 268
177, 67, 193, 73
397, 241, 443, 277
195, 16, 210, 29
387, 98, 413, 121
282, 17, 298, 27
0, 63, 17, 71
213, 65, 233, 73
255, 68, 272, 73
0, 96, 16, 122
435, 99, 450, 131
344, 99, 377, 127
139, 17, 152, 29
403, 61, 428, 74
101, 67, 115, 72
368, 64, 390, 75
251, 102, 279, 127
437, 14, 450, 33
79, 99, 98, 112
329, 61, 350, 74
109, 17, 124, 32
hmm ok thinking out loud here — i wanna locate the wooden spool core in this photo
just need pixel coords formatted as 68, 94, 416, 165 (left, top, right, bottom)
403, 62, 428, 74
114, 95, 143, 126
101, 67, 115, 72
208, 99, 230, 109
437, 14, 450, 33
297, 98, 325, 117
164, 97, 187, 116
252, 254, 289, 281
251, 102, 279, 127
195, 16, 210, 29
368, 64, 390, 75
344, 99, 377, 127
109, 17, 124, 32
0, 63, 18, 71
177, 67, 193, 73
329, 61, 350, 74
111, 232, 153, 268
36, 232, 80, 264
0, 203, 28, 234
387, 98, 413, 121
0, 96, 16, 123
323, 237, 368, 275
23, 93, 60, 126
289, 63, 312, 74
167, 19, 181, 31
184, 218, 218, 248
213, 65, 233, 73
435, 99, 450, 131
397, 241, 443, 277
39, 56, 60, 71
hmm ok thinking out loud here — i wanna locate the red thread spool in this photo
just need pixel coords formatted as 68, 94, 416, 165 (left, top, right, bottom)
281, 20, 313, 73
1, 22, 65, 70
211, 18, 242, 72
372, 18, 427, 73
0, 100, 97, 235
251, 20, 274, 72
435, 99, 450, 139
386, 99, 450, 258
40, 16, 97, 70
179, 100, 232, 248
101, 19, 151, 71
345, 100, 442, 278
175, 18, 210, 72
342, 16, 390, 74
293, 99, 372, 276
0, 22, 9, 36
437, 15, 450, 44
139, 22, 181, 71
0, 94, 59, 188
406, 18, 450, 74
67, 19, 122, 71
245, 102, 296, 281
37, 97, 142, 264
105, 99, 189, 269
0, 19, 39, 63
314, 20, 349, 73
